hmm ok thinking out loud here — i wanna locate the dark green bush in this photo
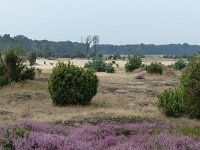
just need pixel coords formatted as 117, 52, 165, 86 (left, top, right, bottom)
0, 49, 35, 86
105, 63, 115, 73
48, 62, 99, 106
125, 55, 142, 72
0, 63, 10, 86
84, 57, 115, 73
4, 49, 25, 82
180, 56, 200, 118
20, 67, 36, 81
170, 59, 187, 70
157, 55, 200, 119
145, 62, 162, 74
157, 86, 186, 117
27, 51, 37, 66
84, 56, 106, 72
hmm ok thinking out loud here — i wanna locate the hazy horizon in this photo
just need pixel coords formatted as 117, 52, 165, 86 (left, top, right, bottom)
0, 0, 200, 45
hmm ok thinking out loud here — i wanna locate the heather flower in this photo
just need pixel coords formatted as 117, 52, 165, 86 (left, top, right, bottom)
0, 120, 200, 150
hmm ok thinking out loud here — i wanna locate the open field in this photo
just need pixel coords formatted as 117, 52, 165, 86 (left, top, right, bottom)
0, 58, 198, 127
35, 57, 177, 73
1, 58, 200, 149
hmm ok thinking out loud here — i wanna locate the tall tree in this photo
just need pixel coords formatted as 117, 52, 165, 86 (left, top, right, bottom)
92, 35, 100, 55
85, 36, 92, 57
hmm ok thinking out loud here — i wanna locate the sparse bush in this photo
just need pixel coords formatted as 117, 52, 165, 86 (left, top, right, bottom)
125, 55, 142, 72
180, 55, 200, 118
0, 63, 10, 86
84, 56, 106, 72
170, 59, 187, 70
85, 56, 115, 73
112, 60, 116, 64
157, 86, 186, 117
20, 67, 36, 81
0, 49, 35, 86
145, 62, 162, 74
105, 63, 115, 73
27, 51, 37, 66
48, 62, 99, 106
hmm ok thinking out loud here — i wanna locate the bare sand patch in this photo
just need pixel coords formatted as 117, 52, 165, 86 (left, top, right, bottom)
34, 57, 176, 73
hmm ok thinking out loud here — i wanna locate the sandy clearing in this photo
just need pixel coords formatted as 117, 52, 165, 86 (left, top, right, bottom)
35, 58, 176, 73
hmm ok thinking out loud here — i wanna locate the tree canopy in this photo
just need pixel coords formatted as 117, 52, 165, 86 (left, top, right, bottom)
0, 34, 199, 57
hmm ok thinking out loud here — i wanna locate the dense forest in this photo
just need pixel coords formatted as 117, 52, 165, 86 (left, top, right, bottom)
0, 34, 199, 57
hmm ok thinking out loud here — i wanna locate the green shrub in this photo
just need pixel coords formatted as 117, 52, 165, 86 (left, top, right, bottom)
20, 67, 36, 81
84, 56, 106, 72
27, 51, 37, 66
125, 55, 142, 72
157, 86, 186, 117
4, 49, 25, 82
0, 63, 10, 86
0, 49, 35, 86
84, 57, 115, 73
158, 55, 200, 119
105, 63, 115, 73
170, 59, 187, 70
48, 62, 99, 106
180, 56, 200, 118
145, 62, 162, 74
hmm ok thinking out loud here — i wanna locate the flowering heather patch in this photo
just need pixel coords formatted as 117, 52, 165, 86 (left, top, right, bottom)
0, 119, 200, 150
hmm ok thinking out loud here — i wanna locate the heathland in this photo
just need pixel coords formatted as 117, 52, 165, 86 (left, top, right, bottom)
1, 56, 200, 150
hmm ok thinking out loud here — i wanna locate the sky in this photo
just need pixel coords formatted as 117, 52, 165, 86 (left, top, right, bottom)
0, 0, 199, 45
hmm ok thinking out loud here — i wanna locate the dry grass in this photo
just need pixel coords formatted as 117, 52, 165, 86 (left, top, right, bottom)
35, 57, 177, 73
0, 58, 199, 128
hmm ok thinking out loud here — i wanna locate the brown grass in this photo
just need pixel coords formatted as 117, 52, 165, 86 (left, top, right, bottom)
0, 58, 199, 127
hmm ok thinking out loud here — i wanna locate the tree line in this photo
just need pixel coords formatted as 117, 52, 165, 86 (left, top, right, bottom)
0, 34, 199, 57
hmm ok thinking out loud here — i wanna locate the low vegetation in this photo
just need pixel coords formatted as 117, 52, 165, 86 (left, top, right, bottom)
27, 51, 37, 66
1, 50, 200, 149
158, 55, 200, 119
157, 86, 185, 117
105, 63, 115, 73
125, 54, 142, 72
48, 62, 99, 106
1, 120, 200, 150
84, 56, 115, 73
145, 62, 162, 74
0, 48, 35, 86
170, 59, 187, 70
181, 55, 200, 118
